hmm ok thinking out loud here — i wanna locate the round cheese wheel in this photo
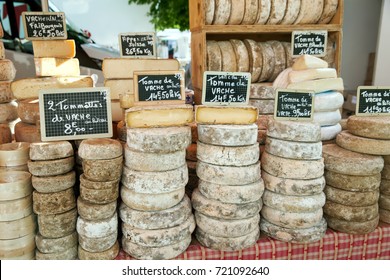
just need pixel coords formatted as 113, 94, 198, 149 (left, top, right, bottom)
217, 41, 237, 72
213, 0, 232, 25
267, 0, 287, 24
260, 217, 327, 243
250, 83, 275, 99
227, 0, 244, 24
28, 156, 74, 177
265, 136, 322, 160
33, 188, 76, 215
198, 123, 258, 146
324, 201, 379, 222
14, 122, 41, 143
196, 226, 259, 251
29, 141, 73, 161
119, 93, 134, 109
314, 91, 344, 112
379, 194, 390, 211
261, 151, 324, 179
0, 232, 35, 259
262, 170, 325, 196
294, 0, 324, 24
17, 99, 39, 124
127, 126, 191, 153
313, 110, 341, 126
258, 42, 275, 82
230, 39, 250, 72
380, 208, 390, 224
325, 185, 379, 207
269, 41, 287, 82
242, 0, 259, 24
337, 130, 390, 155
78, 138, 122, 160
325, 214, 379, 235
205, 0, 215, 25
244, 39, 263, 82
35, 231, 77, 254
281, 42, 295, 67
0, 142, 30, 167
267, 117, 321, 142
321, 123, 342, 141
78, 230, 117, 253
77, 212, 118, 239
0, 213, 36, 239
32, 171, 75, 193
0, 164, 28, 172
78, 240, 119, 260
255, 0, 271, 24
0, 194, 32, 222
36, 245, 77, 260
0, 59, 16, 81
77, 197, 117, 221
79, 174, 119, 191
80, 180, 118, 205
185, 143, 197, 161
0, 102, 18, 123
0, 81, 13, 104
206, 41, 222, 71
37, 207, 77, 238
280, 0, 301, 24
0, 124, 12, 144
318, 0, 338, 24
347, 115, 390, 140
192, 188, 262, 220
249, 99, 275, 114
325, 170, 381, 192
82, 156, 123, 182
381, 179, 390, 196
0, 171, 32, 200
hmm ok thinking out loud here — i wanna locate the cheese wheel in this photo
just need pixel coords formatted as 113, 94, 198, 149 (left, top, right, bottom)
318, 0, 338, 23
198, 179, 264, 204
244, 39, 263, 82
314, 91, 344, 112
294, 0, 324, 24
269, 41, 287, 82
16, 99, 39, 124
78, 230, 117, 253
195, 226, 259, 251
324, 201, 378, 222
289, 68, 338, 84
126, 126, 191, 153
381, 179, 390, 196
265, 136, 322, 160
76, 212, 117, 239
28, 156, 74, 177
29, 141, 73, 161
36, 245, 77, 260
34, 58, 80, 77
0, 214, 36, 239
250, 83, 275, 99
242, 0, 259, 24
261, 151, 324, 179
249, 99, 275, 114
35, 231, 77, 254
121, 186, 185, 211
0, 194, 32, 222
324, 185, 380, 207
217, 41, 237, 72
227, 0, 244, 24
78, 240, 119, 260
80, 180, 118, 205
325, 214, 379, 234
0, 59, 16, 81
119, 93, 135, 109
261, 205, 323, 229
32, 40, 76, 58
125, 145, 185, 172
262, 170, 325, 196
14, 122, 41, 143
33, 188, 76, 215
0, 232, 35, 259
213, 0, 232, 25
0, 171, 32, 200
322, 144, 384, 176
255, 0, 271, 24
382, 165, 390, 180
77, 197, 117, 221
0, 124, 12, 144
82, 156, 123, 182
379, 195, 390, 211
192, 188, 262, 220
32, 171, 75, 193
321, 124, 342, 141
325, 170, 381, 192
347, 115, 390, 140
258, 42, 275, 82
266, 0, 287, 24
198, 124, 258, 146
197, 160, 261, 186
260, 217, 327, 243
337, 131, 390, 156
122, 234, 191, 260
230, 39, 250, 72
281, 42, 295, 67
267, 117, 321, 142
0, 165, 28, 172
186, 143, 197, 161
78, 138, 122, 160
119, 195, 191, 230
280, 0, 301, 24
104, 79, 133, 99
0, 102, 18, 123
380, 208, 390, 224
206, 41, 222, 71
205, 0, 215, 24
313, 110, 341, 126
0, 81, 13, 104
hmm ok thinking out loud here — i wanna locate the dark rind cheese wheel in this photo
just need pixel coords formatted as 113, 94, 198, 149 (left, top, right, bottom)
244, 39, 263, 82
14, 122, 41, 143
318, 0, 338, 24
258, 42, 275, 82
267, 0, 287, 25
0, 124, 12, 144
33, 188, 76, 215
217, 41, 237, 72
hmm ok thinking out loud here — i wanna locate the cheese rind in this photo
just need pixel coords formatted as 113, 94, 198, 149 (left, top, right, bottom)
77, 197, 117, 221
78, 240, 119, 260
104, 79, 133, 99
227, 0, 244, 24
27, 156, 74, 177
198, 123, 258, 146
258, 42, 275, 82
287, 78, 344, 93
218, 41, 237, 72
33, 188, 76, 215
76, 212, 118, 239
318, 0, 339, 24
32, 40, 76, 58
266, 0, 287, 24
313, 110, 342, 126
280, 0, 301, 24
213, 0, 231, 25
267, 118, 321, 142
249, 99, 274, 114
242, 0, 259, 24
230, 39, 250, 72
0, 195, 32, 222
379, 195, 390, 211
0, 171, 32, 200
265, 136, 322, 160
336, 130, 390, 155
78, 138, 122, 160
195, 105, 258, 125
379, 209, 390, 224
288, 68, 337, 84
205, 0, 215, 24
0, 233, 35, 259
80, 178, 119, 204
250, 83, 275, 99
269, 40, 287, 82
78, 230, 117, 253
29, 141, 74, 161
34, 58, 80, 77
324, 201, 379, 222
347, 116, 390, 140
0, 60, 16, 81
325, 185, 380, 207
35, 231, 78, 254
17, 99, 39, 124
0, 81, 13, 104
325, 170, 381, 192
0, 214, 36, 239
37, 207, 77, 238
82, 156, 123, 182
321, 123, 342, 141
325, 214, 379, 234
292, 55, 328, 70
0, 142, 30, 167
36, 245, 77, 260
32, 171, 76, 193
14, 122, 41, 143
0, 102, 18, 123
294, 0, 324, 24
243, 39, 263, 82
206, 40, 222, 71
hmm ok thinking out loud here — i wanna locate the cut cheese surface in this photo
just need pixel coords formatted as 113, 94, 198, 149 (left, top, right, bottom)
0, 60, 16, 81
32, 171, 75, 193
272, 67, 292, 89
347, 115, 390, 140
32, 40, 76, 58
195, 105, 258, 125
292, 55, 328, 70
288, 68, 337, 84
119, 93, 135, 109
287, 78, 344, 93
104, 79, 134, 99
325, 214, 379, 235
34, 58, 80, 77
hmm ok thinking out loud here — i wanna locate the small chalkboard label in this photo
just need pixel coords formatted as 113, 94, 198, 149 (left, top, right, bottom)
274, 89, 314, 121
356, 86, 390, 116
292, 30, 327, 57
22, 12, 67, 40
134, 70, 185, 105
202, 71, 251, 106
119, 32, 156, 58
39, 88, 113, 141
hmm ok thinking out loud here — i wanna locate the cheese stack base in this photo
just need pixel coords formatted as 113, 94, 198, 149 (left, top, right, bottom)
260, 118, 327, 243
380, 156, 390, 224
322, 144, 383, 234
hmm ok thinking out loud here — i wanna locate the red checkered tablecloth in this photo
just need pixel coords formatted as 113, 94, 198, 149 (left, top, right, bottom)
116, 223, 390, 260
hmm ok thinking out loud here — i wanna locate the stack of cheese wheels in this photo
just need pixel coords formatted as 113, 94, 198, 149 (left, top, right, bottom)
11, 39, 93, 143
322, 144, 383, 234
249, 83, 275, 116
28, 141, 78, 260
0, 142, 30, 172
76, 139, 123, 260
381, 156, 390, 224
204, 0, 338, 25
257, 115, 271, 155
193, 105, 263, 251
274, 54, 345, 142
0, 171, 36, 259
120, 105, 195, 260
260, 118, 327, 243
185, 122, 199, 198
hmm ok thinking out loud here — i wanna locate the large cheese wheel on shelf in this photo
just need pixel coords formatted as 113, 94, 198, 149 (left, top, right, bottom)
206, 41, 222, 71
242, 0, 259, 24
78, 230, 117, 253
230, 39, 250, 72
227, 0, 244, 24
325, 170, 381, 192
243, 39, 263, 82
269, 40, 286, 82
78, 197, 117, 221
265, 136, 322, 160
267, 118, 321, 142
213, 0, 232, 25
217, 41, 237, 72
255, 0, 271, 24
0, 142, 30, 167
281, 42, 295, 67
78, 138, 122, 160
258, 42, 275, 82
17, 99, 39, 124
347, 115, 390, 140
30, 141, 73, 161
0, 102, 18, 124
280, 0, 301, 24
0, 171, 32, 200
78, 240, 119, 260
82, 156, 123, 182
32, 171, 75, 193
14, 122, 41, 143
80, 179, 118, 204
33, 188, 76, 215
32, 40, 76, 58
0, 81, 13, 104
0, 194, 32, 222
325, 185, 379, 207
336, 130, 390, 155
294, 0, 324, 24
318, 0, 338, 24
28, 156, 74, 177
198, 123, 258, 146
0, 59, 16, 81
35, 245, 77, 260
35, 231, 77, 254
250, 83, 275, 99
267, 0, 287, 24
76, 212, 118, 239
204, 0, 215, 25
34, 58, 80, 77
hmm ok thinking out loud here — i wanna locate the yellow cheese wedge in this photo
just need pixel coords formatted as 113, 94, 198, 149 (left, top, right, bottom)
104, 79, 134, 99
34, 58, 80, 77
286, 78, 344, 93
195, 105, 258, 125
32, 40, 76, 58
125, 104, 194, 128
0, 60, 16, 81
292, 55, 328, 71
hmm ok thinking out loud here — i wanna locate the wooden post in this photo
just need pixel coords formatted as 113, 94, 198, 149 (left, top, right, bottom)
41, 0, 49, 12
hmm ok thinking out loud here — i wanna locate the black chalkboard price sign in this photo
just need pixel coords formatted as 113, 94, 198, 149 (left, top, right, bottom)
134, 70, 185, 105
202, 71, 251, 106
274, 89, 314, 121
22, 12, 67, 40
356, 86, 390, 116
291, 30, 327, 57
119, 32, 156, 58
39, 88, 113, 141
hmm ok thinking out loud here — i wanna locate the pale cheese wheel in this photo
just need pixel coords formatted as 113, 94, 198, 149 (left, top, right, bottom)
14, 122, 41, 143
119, 195, 191, 230
28, 156, 74, 177
321, 123, 342, 141
125, 145, 185, 172
32, 171, 75, 193
82, 156, 123, 182
272, 67, 292, 89
262, 170, 325, 196
244, 39, 263, 82
250, 83, 275, 99
80, 179, 118, 205
261, 151, 324, 179
35, 245, 77, 260
122, 164, 188, 194
260, 217, 327, 243
382, 165, 390, 180
76, 212, 117, 239
242, 0, 259, 24
261, 205, 323, 229
280, 0, 301, 24
230, 39, 250, 72
288, 68, 337, 84
77, 197, 117, 221
78, 138, 122, 160
324, 185, 380, 207
206, 41, 222, 71
314, 91, 344, 112
119, 93, 134, 109
255, 0, 271, 24
2, 250, 35, 260
0, 194, 32, 222
325, 170, 381, 192
313, 110, 341, 126
192, 188, 262, 220
127, 126, 191, 153
29, 141, 73, 161
258, 42, 275, 82
122, 234, 191, 260
0, 232, 35, 259
78, 230, 117, 253
337, 131, 390, 156
325, 214, 379, 234
0, 124, 12, 144
265, 136, 322, 160
121, 186, 185, 211
0, 171, 32, 200
198, 179, 264, 204
0, 164, 28, 172
78, 240, 119, 260
249, 99, 275, 114
35, 231, 77, 254
196, 226, 259, 251
33, 188, 76, 215
0, 81, 12, 104
0, 59, 16, 81
269, 41, 287, 82
198, 123, 258, 146
195, 211, 260, 238
37, 208, 77, 238
318, 0, 338, 24
227, 0, 244, 24
347, 115, 390, 140
218, 41, 237, 72
197, 160, 261, 186
267, 0, 287, 24
79, 174, 119, 191
17, 99, 39, 124
281, 42, 295, 67
322, 144, 384, 176
380, 208, 390, 224
213, 0, 232, 24
267, 117, 321, 142
294, 0, 324, 24
0, 214, 36, 239
186, 143, 197, 161
0, 102, 18, 123
104, 79, 133, 99
379, 195, 390, 211
324, 201, 379, 222
381, 179, 390, 196
205, 0, 216, 25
